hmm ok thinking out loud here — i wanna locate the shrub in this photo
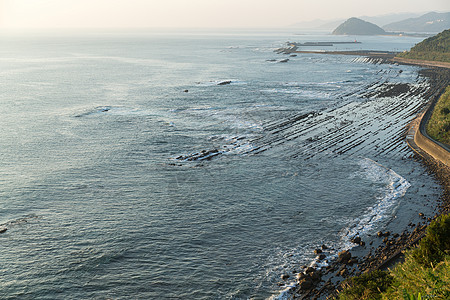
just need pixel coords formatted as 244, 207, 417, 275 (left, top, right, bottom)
411, 214, 450, 267
338, 270, 394, 300
337, 214, 450, 300
382, 255, 450, 299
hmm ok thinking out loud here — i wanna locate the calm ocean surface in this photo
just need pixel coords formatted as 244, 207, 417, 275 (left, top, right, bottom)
0, 29, 442, 299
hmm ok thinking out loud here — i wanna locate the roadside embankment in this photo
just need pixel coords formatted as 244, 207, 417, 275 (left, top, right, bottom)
392, 57, 450, 69
405, 66, 450, 167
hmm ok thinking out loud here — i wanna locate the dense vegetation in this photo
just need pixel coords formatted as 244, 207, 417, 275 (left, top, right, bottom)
337, 214, 450, 300
397, 29, 450, 63
427, 86, 450, 145
332, 18, 386, 36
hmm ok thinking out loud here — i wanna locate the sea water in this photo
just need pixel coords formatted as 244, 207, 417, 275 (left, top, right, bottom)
0, 29, 442, 299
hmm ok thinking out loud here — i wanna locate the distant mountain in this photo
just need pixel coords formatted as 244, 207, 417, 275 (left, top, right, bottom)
397, 29, 450, 62
332, 18, 386, 35
289, 19, 344, 30
316, 20, 345, 31
383, 12, 450, 33
359, 13, 423, 27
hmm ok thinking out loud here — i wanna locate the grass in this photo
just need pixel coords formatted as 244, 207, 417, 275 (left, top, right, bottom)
382, 254, 450, 299
336, 214, 450, 300
337, 270, 393, 300
427, 86, 450, 145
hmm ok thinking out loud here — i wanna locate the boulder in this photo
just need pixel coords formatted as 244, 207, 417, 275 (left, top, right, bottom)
351, 236, 361, 244
337, 250, 352, 264
298, 278, 313, 290
310, 270, 322, 281
297, 272, 308, 280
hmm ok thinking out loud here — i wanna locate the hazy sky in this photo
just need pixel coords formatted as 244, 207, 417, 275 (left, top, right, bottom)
0, 0, 448, 29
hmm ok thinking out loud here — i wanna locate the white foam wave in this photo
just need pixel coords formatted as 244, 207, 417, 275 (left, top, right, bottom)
343, 158, 410, 243
196, 79, 246, 86
269, 158, 411, 300
261, 88, 332, 99
269, 283, 297, 300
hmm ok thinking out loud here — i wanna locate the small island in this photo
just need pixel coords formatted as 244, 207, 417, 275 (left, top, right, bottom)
332, 17, 386, 35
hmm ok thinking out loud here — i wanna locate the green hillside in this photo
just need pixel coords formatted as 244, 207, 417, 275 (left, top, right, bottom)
397, 29, 450, 62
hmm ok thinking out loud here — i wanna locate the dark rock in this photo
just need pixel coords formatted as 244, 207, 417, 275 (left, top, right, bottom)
360, 241, 366, 247
297, 272, 307, 280
321, 244, 328, 250
419, 212, 424, 217
310, 270, 322, 281
337, 250, 352, 264
217, 80, 232, 86
281, 274, 290, 280
384, 231, 390, 236
279, 59, 289, 63
383, 237, 389, 243
351, 236, 362, 244
318, 254, 326, 260
377, 231, 383, 237
305, 267, 315, 274
0, 227, 7, 234
183, 90, 189, 93
298, 278, 313, 290
314, 249, 322, 254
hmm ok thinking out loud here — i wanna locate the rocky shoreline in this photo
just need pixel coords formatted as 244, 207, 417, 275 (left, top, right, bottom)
282, 58, 450, 299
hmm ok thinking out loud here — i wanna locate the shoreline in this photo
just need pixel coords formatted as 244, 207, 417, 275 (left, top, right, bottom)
285, 53, 450, 299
